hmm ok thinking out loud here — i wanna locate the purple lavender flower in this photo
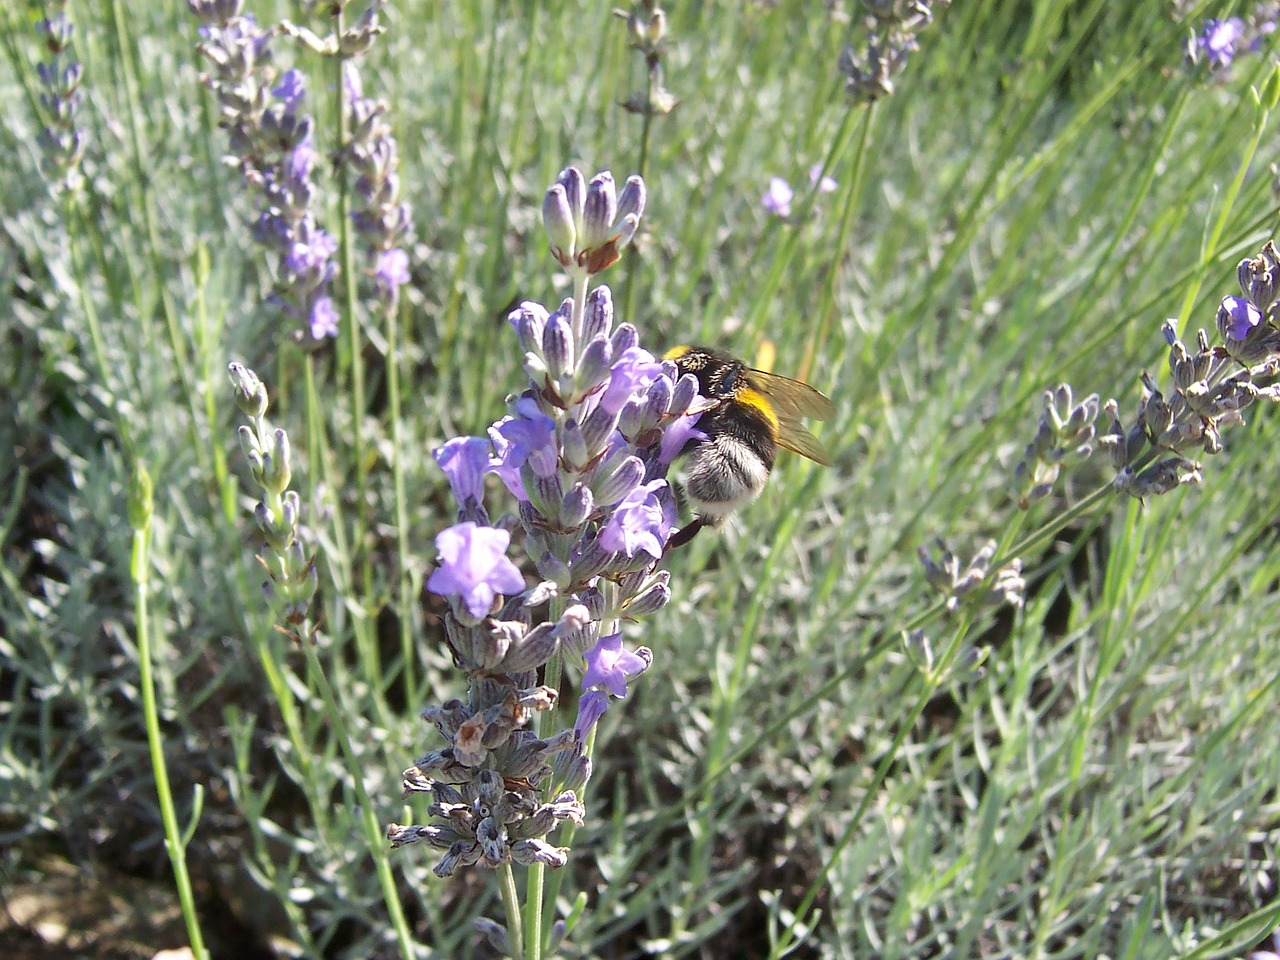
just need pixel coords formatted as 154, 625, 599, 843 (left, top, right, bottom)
600, 347, 665, 414
308, 298, 339, 340
191, 20, 338, 342
658, 413, 707, 466
374, 248, 410, 294
581, 632, 651, 698
762, 177, 794, 217
1219, 295, 1263, 341
435, 436, 492, 509
272, 67, 306, 111
573, 689, 610, 740
392, 169, 699, 887
598, 479, 674, 560
809, 163, 838, 193
427, 522, 526, 620
1197, 18, 1246, 71
493, 398, 560, 481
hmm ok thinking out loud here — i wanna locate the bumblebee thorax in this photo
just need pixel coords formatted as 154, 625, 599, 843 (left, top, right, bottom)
667, 345, 746, 400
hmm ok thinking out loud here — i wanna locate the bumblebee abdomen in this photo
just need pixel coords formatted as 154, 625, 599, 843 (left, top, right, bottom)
683, 400, 777, 520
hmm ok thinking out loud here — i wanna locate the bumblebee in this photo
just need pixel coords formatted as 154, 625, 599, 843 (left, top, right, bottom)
664, 345, 834, 548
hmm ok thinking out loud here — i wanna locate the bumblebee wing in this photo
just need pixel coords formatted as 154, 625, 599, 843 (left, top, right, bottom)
745, 369, 835, 421
774, 415, 832, 466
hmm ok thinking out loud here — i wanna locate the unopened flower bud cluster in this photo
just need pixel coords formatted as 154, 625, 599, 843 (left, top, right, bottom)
1012, 384, 1099, 508
1016, 241, 1280, 503
1105, 242, 1280, 498
903, 629, 988, 685
229, 362, 318, 625
614, 2, 679, 116
918, 538, 1026, 614
839, 0, 952, 104
388, 169, 705, 882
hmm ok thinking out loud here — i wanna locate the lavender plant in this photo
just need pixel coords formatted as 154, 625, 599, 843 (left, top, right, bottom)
1015, 241, 1280, 510
386, 167, 704, 957
191, 0, 339, 342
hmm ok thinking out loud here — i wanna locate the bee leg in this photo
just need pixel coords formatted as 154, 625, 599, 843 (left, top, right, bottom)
664, 517, 707, 553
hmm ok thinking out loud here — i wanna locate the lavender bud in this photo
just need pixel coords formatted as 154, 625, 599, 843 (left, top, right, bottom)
610, 322, 639, 356
615, 175, 647, 226
561, 418, 590, 469
502, 622, 559, 673
576, 336, 613, 394
263, 429, 292, 493
617, 397, 645, 439
670, 372, 700, 414
561, 484, 595, 529
593, 454, 645, 506
512, 301, 549, 355
580, 403, 622, 456
642, 375, 674, 423
474, 919, 509, 955
534, 550, 571, 589
229, 361, 269, 418
569, 536, 613, 583
542, 183, 576, 265
555, 753, 592, 794
582, 172, 618, 250
612, 213, 640, 251
582, 286, 614, 340
528, 472, 565, 523
542, 311, 574, 379
281, 490, 301, 532
622, 573, 671, 616
558, 167, 586, 231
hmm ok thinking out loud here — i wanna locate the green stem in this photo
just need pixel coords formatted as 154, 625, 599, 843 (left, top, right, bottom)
499, 862, 527, 959
107, 0, 208, 475
299, 636, 418, 959
385, 293, 415, 700
65, 195, 134, 453
334, 16, 370, 573
1176, 67, 1276, 334
133, 492, 210, 960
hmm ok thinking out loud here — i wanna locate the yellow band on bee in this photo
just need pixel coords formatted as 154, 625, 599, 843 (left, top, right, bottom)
736, 387, 779, 431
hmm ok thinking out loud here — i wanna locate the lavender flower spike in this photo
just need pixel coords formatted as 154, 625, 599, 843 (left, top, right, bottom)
34, 4, 87, 193
343, 62, 415, 311
392, 168, 702, 889
191, 13, 339, 342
